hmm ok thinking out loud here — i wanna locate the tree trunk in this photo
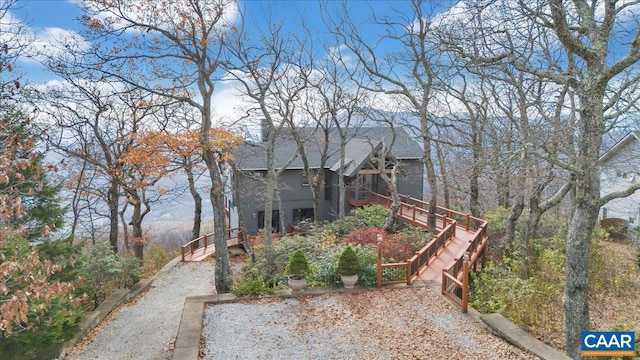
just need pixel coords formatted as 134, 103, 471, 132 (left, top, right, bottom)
185, 159, 202, 241
424, 144, 438, 231
382, 167, 400, 232
435, 141, 451, 210
502, 195, 524, 257
522, 197, 541, 279
230, 162, 254, 263
312, 169, 325, 227
564, 87, 604, 359
108, 181, 119, 252
338, 138, 348, 219
203, 149, 233, 293
119, 203, 129, 252
469, 131, 482, 218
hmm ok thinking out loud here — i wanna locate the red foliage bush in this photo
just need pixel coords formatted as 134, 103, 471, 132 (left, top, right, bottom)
345, 227, 385, 246
344, 227, 414, 262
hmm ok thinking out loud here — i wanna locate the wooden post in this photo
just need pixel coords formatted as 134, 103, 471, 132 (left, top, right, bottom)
406, 261, 411, 285
465, 214, 470, 231
203, 234, 208, 249
376, 234, 383, 287
462, 252, 470, 313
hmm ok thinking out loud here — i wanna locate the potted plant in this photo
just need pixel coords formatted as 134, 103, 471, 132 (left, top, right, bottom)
286, 249, 310, 292
337, 245, 361, 289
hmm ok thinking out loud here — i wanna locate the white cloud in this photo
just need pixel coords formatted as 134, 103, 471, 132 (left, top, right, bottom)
27, 27, 90, 62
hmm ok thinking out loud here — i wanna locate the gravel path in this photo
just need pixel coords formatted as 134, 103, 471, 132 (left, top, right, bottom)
67, 258, 539, 360
202, 287, 541, 360
68, 260, 216, 360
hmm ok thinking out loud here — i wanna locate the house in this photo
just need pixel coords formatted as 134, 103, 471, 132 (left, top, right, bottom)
226, 126, 424, 235
599, 131, 640, 231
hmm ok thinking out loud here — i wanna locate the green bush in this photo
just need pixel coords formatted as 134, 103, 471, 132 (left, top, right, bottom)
231, 267, 277, 296
313, 245, 377, 287
0, 237, 85, 360
321, 205, 389, 237
78, 242, 143, 306
254, 234, 324, 285
469, 259, 540, 327
285, 249, 310, 279
338, 245, 362, 276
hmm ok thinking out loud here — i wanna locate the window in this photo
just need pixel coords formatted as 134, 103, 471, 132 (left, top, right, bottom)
324, 185, 332, 200
302, 171, 309, 187
257, 210, 280, 233
293, 208, 314, 224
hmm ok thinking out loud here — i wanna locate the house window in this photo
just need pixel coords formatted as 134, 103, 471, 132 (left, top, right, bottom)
324, 185, 332, 200
293, 208, 314, 224
302, 171, 309, 187
257, 210, 280, 233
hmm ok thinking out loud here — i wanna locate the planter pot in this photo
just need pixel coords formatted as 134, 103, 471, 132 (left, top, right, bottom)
288, 277, 306, 292
340, 274, 358, 289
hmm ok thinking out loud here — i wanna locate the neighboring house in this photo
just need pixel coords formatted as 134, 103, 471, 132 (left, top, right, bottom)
599, 131, 640, 228
226, 126, 424, 235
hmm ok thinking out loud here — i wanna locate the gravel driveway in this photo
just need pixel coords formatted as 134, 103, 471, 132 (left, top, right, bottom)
201, 287, 541, 360
68, 260, 216, 360
67, 258, 539, 360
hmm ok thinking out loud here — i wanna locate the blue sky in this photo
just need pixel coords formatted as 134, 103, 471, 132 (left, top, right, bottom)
12, 0, 457, 83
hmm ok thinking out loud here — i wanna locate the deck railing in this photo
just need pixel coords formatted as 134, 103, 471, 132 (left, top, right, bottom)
181, 227, 243, 261
348, 189, 488, 312
440, 218, 488, 312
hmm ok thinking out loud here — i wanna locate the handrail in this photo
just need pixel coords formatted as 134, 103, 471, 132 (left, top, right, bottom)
181, 227, 243, 261
350, 188, 488, 312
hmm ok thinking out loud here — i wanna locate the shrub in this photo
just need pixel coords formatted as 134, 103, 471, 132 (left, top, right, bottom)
469, 259, 540, 328
0, 236, 86, 360
231, 267, 277, 297
338, 245, 361, 276
286, 249, 310, 279
321, 205, 389, 237
314, 245, 376, 287
345, 226, 431, 262
253, 234, 324, 285
78, 242, 143, 306
142, 245, 178, 278
345, 227, 384, 247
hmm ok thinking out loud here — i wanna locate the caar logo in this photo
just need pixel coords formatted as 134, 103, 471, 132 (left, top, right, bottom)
581, 331, 635, 357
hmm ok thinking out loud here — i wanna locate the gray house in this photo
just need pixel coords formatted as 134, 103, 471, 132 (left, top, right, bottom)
227, 127, 424, 235
599, 131, 640, 227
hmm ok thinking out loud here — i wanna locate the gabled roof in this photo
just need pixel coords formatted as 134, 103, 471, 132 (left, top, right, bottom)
599, 131, 640, 163
233, 126, 422, 172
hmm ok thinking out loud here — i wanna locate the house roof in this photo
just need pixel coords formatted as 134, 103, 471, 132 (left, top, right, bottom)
233, 126, 422, 173
599, 131, 640, 163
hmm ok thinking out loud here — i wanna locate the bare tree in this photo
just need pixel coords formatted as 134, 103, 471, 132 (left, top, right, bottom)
33, 77, 141, 252
329, 0, 443, 230
443, 1, 640, 356
77, 0, 238, 292
223, 17, 304, 272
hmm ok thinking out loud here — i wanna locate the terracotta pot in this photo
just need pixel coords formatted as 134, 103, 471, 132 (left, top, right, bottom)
340, 274, 358, 289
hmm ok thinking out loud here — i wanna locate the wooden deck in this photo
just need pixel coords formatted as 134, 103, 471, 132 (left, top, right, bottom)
348, 189, 488, 311
181, 229, 243, 262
